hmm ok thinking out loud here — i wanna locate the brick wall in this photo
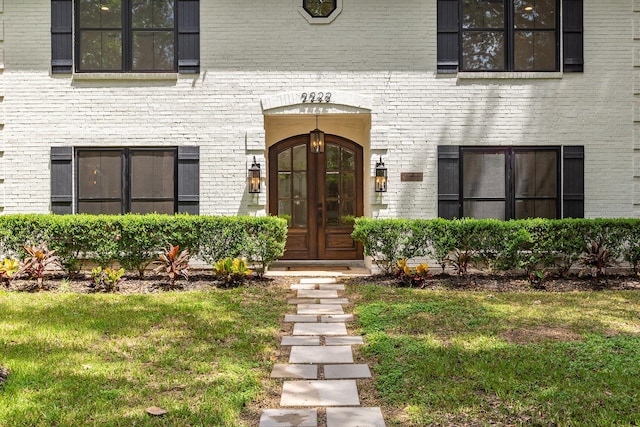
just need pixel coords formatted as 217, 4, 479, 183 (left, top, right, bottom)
0, 0, 635, 219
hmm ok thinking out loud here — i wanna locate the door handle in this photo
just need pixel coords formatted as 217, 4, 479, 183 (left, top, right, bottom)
318, 202, 323, 225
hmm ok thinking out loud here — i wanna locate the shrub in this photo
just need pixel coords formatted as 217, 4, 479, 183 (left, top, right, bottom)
214, 258, 253, 287
90, 266, 126, 293
0, 258, 21, 287
153, 244, 190, 288
395, 259, 431, 288
352, 217, 640, 278
351, 218, 425, 275
579, 238, 616, 278
22, 243, 59, 289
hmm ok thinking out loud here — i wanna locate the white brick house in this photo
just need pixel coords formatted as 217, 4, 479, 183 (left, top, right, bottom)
0, 0, 635, 260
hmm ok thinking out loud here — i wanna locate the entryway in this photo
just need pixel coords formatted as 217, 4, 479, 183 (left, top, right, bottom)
268, 134, 364, 260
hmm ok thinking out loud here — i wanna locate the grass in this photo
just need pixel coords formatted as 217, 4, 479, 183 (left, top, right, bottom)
349, 285, 640, 426
0, 284, 288, 426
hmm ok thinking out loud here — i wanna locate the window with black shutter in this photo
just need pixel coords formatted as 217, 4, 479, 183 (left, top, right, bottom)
437, 146, 584, 219
50, 147, 199, 214
437, 0, 583, 73
51, 0, 200, 74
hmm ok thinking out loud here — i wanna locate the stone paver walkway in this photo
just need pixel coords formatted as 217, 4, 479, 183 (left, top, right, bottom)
259, 277, 385, 427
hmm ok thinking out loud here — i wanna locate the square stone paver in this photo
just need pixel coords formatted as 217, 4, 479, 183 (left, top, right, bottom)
324, 364, 372, 379
271, 364, 317, 379
326, 407, 385, 427
281, 336, 320, 346
320, 298, 349, 305
298, 289, 339, 299
300, 278, 337, 284
298, 304, 344, 315
284, 314, 318, 323
281, 380, 359, 406
290, 284, 317, 290
259, 409, 318, 427
321, 314, 354, 323
289, 346, 353, 364
319, 284, 345, 290
325, 336, 364, 345
293, 323, 348, 336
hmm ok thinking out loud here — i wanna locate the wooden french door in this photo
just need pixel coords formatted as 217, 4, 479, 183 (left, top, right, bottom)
269, 134, 364, 260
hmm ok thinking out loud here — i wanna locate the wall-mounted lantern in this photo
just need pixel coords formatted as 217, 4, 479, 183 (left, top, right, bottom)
248, 156, 261, 193
375, 156, 388, 192
310, 115, 325, 153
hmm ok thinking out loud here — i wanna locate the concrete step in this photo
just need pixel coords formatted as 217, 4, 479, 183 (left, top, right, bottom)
281, 380, 360, 407
289, 345, 353, 364
259, 409, 317, 427
270, 364, 317, 379
326, 407, 385, 427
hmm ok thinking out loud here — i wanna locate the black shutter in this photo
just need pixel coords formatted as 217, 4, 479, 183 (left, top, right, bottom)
563, 0, 583, 72
51, 147, 73, 214
562, 146, 584, 218
177, 0, 200, 73
51, 0, 73, 74
437, 0, 459, 73
177, 146, 200, 214
438, 146, 460, 219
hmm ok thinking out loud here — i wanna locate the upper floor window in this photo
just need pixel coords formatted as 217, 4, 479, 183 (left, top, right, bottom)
77, 0, 176, 72
462, 0, 558, 72
51, 0, 200, 74
437, 0, 583, 73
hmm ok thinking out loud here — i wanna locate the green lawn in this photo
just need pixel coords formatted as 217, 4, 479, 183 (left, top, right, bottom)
0, 285, 288, 426
349, 285, 640, 426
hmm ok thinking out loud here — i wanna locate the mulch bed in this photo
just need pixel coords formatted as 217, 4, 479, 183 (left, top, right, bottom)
344, 272, 640, 292
2, 271, 640, 293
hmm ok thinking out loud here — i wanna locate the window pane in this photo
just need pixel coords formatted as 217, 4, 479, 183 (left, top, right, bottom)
79, 31, 122, 71
278, 201, 292, 226
514, 31, 556, 71
341, 200, 355, 225
326, 172, 339, 198
293, 199, 307, 227
278, 149, 291, 172
78, 201, 122, 215
293, 172, 307, 199
131, 201, 174, 215
132, 0, 174, 28
462, 31, 505, 71
341, 172, 355, 199
514, 0, 556, 29
132, 31, 175, 71
278, 173, 291, 198
326, 201, 339, 226
341, 149, 355, 170
79, 0, 122, 28
78, 151, 122, 199
463, 151, 505, 198
462, 0, 505, 28
463, 201, 506, 220
516, 200, 557, 219
130, 150, 175, 198
292, 145, 307, 171
326, 145, 340, 171
515, 150, 557, 197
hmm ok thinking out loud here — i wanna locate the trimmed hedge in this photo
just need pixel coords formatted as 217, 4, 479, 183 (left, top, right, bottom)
352, 217, 640, 276
0, 214, 287, 277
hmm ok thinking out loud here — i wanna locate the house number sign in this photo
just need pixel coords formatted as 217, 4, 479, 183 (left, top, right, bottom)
301, 92, 332, 103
